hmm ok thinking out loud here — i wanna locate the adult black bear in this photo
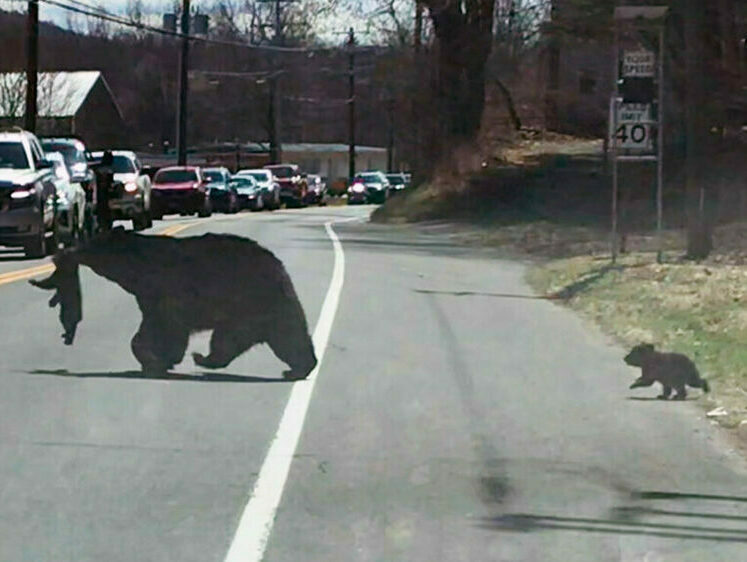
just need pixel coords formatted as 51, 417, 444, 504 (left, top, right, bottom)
30, 228, 317, 380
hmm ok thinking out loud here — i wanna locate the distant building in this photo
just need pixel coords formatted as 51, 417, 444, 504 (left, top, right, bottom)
0, 71, 126, 148
280, 143, 388, 180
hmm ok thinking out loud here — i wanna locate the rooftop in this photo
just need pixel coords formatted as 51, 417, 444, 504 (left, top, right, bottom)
0, 71, 122, 118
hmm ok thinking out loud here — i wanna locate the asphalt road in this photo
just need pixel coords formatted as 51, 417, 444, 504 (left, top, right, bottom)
0, 205, 746, 562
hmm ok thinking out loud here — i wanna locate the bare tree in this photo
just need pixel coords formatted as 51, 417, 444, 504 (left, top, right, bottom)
0, 73, 26, 120
366, 0, 413, 47
86, 3, 112, 38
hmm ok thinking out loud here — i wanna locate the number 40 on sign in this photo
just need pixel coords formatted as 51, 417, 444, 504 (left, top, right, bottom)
613, 103, 653, 150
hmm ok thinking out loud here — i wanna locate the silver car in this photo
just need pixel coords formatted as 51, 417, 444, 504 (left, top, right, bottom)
235, 169, 281, 210
0, 129, 58, 258
45, 151, 87, 246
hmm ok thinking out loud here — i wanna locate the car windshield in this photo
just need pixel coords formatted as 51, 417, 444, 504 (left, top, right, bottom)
357, 174, 381, 183
155, 169, 197, 183
203, 171, 224, 183
41, 142, 86, 167
112, 155, 136, 174
229, 178, 255, 188
267, 167, 293, 178
0, 142, 30, 169
245, 172, 270, 182
386, 175, 404, 185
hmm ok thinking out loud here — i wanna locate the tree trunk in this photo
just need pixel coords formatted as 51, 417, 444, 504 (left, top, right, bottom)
685, 0, 712, 260
426, 0, 495, 139
493, 77, 522, 130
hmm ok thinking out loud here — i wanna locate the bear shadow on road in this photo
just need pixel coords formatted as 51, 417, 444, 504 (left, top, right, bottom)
27, 368, 290, 383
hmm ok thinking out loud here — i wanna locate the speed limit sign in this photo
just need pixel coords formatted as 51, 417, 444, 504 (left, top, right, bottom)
612, 103, 653, 150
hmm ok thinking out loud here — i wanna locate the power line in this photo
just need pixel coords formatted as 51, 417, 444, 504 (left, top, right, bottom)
39, 0, 371, 54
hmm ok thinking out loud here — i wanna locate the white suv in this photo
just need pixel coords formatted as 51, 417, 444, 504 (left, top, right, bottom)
0, 129, 58, 258
91, 150, 153, 231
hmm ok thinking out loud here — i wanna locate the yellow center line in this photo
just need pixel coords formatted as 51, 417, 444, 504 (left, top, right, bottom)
159, 222, 197, 237
0, 263, 55, 286
0, 221, 200, 288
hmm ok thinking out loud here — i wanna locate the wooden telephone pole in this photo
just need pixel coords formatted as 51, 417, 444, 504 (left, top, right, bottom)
348, 27, 356, 183
176, 0, 191, 165
25, 0, 39, 133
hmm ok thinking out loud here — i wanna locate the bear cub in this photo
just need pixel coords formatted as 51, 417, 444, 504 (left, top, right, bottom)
625, 343, 710, 400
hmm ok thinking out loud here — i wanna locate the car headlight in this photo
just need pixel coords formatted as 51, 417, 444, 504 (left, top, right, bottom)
124, 182, 138, 193
350, 183, 365, 193
71, 162, 87, 174
10, 187, 35, 199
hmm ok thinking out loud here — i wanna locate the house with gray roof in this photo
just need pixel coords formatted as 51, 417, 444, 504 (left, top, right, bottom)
0, 71, 125, 148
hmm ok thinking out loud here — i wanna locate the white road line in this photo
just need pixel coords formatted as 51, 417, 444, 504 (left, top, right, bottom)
223, 218, 354, 562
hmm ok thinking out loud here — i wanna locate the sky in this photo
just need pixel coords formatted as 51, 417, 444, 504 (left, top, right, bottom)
0, 0, 401, 44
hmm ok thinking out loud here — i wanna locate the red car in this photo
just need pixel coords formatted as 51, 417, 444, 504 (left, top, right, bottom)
263, 164, 307, 208
151, 166, 212, 219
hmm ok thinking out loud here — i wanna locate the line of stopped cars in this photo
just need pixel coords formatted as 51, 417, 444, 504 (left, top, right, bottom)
0, 127, 411, 259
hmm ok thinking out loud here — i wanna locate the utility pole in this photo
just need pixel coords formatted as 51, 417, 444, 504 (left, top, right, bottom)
25, 0, 39, 133
268, 0, 281, 164
386, 98, 395, 172
684, 0, 711, 259
176, 0, 190, 166
348, 27, 356, 183
268, 75, 279, 163
263, 0, 291, 164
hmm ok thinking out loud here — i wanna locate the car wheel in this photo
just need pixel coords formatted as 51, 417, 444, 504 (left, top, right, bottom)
69, 212, 81, 247
133, 213, 149, 231
197, 200, 212, 218
25, 228, 47, 259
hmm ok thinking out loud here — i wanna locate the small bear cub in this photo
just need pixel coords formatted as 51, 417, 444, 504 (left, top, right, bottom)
625, 343, 710, 400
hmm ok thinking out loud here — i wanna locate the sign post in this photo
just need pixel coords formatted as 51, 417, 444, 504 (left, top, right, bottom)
611, 6, 668, 264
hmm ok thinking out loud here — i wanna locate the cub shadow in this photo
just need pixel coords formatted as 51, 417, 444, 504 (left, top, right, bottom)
28, 368, 289, 383
626, 396, 699, 402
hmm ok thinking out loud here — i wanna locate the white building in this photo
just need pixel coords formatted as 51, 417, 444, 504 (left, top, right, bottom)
280, 143, 387, 180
